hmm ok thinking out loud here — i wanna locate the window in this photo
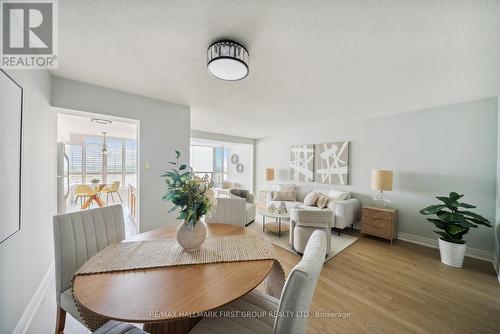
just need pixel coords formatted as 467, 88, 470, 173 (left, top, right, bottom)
84, 136, 103, 183
189, 145, 228, 186
125, 139, 137, 187
190, 145, 214, 182
213, 147, 228, 186
67, 144, 83, 185
66, 136, 137, 187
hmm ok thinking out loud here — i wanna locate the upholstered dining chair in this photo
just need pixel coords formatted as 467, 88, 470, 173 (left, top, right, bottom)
74, 184, 93, 207
93, 321, 148, 334
101, 181, 123, 204
205, 197, 247, 227
53, 204, 125, 334
189, 230, 327, 334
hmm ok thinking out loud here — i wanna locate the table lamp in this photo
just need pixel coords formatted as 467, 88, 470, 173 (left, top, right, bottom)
371, 169, 393, 207
265, 168, 275, 190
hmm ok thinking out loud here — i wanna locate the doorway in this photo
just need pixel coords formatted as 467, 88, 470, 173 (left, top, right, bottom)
56, 112, 139, 236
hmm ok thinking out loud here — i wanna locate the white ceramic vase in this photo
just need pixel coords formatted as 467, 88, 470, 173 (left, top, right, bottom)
438, 238, 466, 268
176, 220, 207, 252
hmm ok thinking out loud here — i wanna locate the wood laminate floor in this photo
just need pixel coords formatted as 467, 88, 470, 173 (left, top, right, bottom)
27, 226, 500, 334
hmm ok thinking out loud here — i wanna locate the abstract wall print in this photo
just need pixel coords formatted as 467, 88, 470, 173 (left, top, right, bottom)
0, 69, 23, 243
315, 141, 349, 185
289, 145, 314, 182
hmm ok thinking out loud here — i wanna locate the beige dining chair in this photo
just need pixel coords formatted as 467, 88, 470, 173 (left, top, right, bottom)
93, 321, 147, 334
74, 184, 93, 207
189, 230, 327, 334
101, 181, 123, 204
52, 204, 125, 334
205, 197, 247, 227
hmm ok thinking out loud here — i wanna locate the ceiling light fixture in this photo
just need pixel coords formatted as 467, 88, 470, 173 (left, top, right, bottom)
91, 118, 112, 125
207, 40, 249, 81
101, 132, 108, 155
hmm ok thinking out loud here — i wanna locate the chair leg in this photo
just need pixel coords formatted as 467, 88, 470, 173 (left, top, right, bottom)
55, 306, 66, 334
117, 191, 123, 203
111, 192, 115, 203
106, 193, 109, 205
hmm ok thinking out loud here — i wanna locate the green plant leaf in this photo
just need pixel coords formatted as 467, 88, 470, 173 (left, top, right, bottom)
436, 211, 452, 222
457, 210, 490, 222
433, 230, 454, 241
436, 196, 452, 205
179, 164, 187, 170
162, 192, 175, 201
457, 202, 476, 209
168, 205, 178, 213
427, 218, 447, 229
449, 192, 463, 202
169, 161, 177, 165
175, 150, 181, 159
446, 224, 468, 236
419, 204, 445, 215
455, 220, 477, 228
465, 217, 492, 227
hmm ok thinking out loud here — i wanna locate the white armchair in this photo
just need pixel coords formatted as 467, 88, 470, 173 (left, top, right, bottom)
190, 230, 327, 334
205, 197, 247, 227
290, 209, 333, 255
52, 205, 125, 333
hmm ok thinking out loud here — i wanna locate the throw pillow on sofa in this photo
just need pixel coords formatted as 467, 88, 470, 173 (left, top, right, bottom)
229, 188, 249, 202
276, 184, 295, 192
273, 190, 296, 201
316, 194, 329, 209
326, 190, 350, 210
303, 192, 319, 206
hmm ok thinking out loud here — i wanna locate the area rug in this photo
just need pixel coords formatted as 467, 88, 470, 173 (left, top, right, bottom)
247, 220, 358, 262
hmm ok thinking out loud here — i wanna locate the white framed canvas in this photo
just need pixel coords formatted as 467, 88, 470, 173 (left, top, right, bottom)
289, 144, 314, 182
0, 70, 23, 243
315, 141, 349, 185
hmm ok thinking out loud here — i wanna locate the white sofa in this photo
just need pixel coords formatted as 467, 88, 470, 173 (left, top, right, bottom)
267, 185, 360, 230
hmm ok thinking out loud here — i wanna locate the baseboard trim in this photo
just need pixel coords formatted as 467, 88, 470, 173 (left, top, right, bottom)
397, 232, 493, 263
13, 261, 55, 334
494, 254, 500, 284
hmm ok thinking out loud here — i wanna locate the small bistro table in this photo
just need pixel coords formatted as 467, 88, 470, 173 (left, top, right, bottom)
261, 209, 290, 237
81, 184, 106, 209
72, 224, 274, 334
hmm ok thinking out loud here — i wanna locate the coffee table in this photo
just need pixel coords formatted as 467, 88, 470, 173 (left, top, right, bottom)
261, 209, 290, 237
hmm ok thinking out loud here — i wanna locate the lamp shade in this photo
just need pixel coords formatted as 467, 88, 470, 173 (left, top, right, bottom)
264, 168, 275, 181
371, 170, 393, 191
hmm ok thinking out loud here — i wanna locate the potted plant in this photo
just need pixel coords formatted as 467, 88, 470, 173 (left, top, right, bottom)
90, 178, 100, 186
419, 192, 492, 268
162, 151, 216, 252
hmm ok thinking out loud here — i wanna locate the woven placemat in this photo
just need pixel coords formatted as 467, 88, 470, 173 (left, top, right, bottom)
76, 234, 275, 275
72, 234, 285, 331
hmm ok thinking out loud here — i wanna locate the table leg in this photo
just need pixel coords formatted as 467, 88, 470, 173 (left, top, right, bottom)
81, 197, 93, 209
143, 317, 201, 334
278, 218, 281, 237
262, 216, 265, 232
95, 195, 105, 207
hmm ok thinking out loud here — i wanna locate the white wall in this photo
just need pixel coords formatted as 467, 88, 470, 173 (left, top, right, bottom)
51, 76, 190, 233
0, 70, 56, 334
256, 97, 497, 252
227, 144, 254, 192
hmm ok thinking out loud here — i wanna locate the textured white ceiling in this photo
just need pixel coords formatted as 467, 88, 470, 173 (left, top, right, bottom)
52, 0, 500, 139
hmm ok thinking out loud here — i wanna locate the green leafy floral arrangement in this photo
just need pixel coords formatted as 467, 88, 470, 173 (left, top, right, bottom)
161, 151, 216, 226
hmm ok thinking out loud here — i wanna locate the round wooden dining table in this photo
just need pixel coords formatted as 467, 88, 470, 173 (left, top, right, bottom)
72, 223, 275, 334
